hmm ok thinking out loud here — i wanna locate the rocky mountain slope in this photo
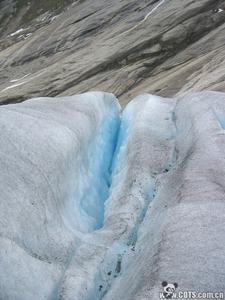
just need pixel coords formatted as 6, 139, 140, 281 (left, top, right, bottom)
1, 0, 225, 106
0, 0, 72, 39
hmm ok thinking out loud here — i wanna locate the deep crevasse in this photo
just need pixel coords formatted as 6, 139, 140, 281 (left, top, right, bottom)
2, 91, 225, 300
78, 98, 121, 231
58, 93, 177, 300
96, 94, 177, 299
58, 92, 121, 233
104, 91, 225, 300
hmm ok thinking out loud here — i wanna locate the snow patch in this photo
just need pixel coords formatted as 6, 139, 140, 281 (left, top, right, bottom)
2, 71, 46, 92
119, 0, 166, 35
10, 74, 31, 83
10, 28, 24, 37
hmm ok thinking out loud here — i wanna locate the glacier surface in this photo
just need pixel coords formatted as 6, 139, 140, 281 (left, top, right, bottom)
0, 91, 225, 299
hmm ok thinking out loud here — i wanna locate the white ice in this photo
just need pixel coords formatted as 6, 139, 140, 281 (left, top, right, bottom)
0, 92, 120, 299
1, 91, 225, 300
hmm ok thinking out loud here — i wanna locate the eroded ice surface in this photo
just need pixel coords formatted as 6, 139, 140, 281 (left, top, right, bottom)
0, 92, 120, 299
1, 91, 225, 300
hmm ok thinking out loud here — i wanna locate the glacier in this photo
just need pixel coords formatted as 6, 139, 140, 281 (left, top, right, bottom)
0, 92, 120, 300
0, 91, 225, 299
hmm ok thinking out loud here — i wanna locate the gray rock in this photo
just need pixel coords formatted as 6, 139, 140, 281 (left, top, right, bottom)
0, 0, 225, 106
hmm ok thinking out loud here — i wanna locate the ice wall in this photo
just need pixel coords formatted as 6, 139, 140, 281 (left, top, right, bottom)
0, 92, 120, 300
104, 92, 225, 300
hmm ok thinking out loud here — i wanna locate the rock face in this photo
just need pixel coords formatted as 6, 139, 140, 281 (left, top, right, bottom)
0, 0, 73, 41
1, 91, 225, 299
1, 0, 225, 106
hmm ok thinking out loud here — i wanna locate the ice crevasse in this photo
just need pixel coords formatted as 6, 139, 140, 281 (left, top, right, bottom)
0, 91, 225, 300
